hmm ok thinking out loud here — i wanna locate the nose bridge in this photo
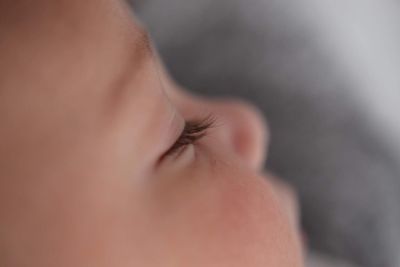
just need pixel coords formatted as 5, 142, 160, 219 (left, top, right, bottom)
211, 99, 268, 170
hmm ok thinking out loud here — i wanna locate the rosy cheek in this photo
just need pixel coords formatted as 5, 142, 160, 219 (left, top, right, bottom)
211, 174, 302, 264
149, 162, 302, 267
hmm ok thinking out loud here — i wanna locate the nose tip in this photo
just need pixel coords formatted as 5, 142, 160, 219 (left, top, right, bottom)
213, 100, 269, 170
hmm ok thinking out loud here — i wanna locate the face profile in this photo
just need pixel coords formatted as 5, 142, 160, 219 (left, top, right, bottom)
0, 1, 303, 266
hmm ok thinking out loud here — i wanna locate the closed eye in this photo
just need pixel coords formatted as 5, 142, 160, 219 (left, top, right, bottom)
162, 115, 215, 158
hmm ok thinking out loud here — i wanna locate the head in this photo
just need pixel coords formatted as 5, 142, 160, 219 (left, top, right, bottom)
0, 1, 303, 266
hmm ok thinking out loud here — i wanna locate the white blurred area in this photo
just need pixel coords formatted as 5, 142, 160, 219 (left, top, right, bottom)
295, 0, 400, 157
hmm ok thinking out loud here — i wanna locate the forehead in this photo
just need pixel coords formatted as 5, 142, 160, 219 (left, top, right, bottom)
0, 0, 175, 163
0, 0, 159, 109
0, 0, 150, 79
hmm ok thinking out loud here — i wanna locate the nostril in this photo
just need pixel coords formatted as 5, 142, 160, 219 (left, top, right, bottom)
212, 99, 269, 170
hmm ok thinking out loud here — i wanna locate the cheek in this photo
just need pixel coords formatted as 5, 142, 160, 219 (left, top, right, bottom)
203, 173, 302, 267
148, 166, 303, 267
0, 185, 137, 267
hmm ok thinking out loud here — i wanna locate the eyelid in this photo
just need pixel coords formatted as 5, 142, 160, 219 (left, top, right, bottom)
161, 115, 215, 159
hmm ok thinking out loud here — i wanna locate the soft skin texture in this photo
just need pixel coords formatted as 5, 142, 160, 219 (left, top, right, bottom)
0, 1, 303, 266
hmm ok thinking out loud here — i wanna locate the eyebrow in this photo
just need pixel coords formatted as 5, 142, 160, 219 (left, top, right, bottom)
132, 27, 152, 59
119, 22, 155, 78
104, 22, 158, 115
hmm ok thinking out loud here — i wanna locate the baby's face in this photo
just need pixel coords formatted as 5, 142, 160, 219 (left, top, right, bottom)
0, 1, 303, 266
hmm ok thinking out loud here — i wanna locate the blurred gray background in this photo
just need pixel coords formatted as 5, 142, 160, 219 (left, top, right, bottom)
132, 0, 400, 266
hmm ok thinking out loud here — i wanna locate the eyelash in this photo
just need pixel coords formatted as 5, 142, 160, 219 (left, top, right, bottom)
163, 115, 215, 157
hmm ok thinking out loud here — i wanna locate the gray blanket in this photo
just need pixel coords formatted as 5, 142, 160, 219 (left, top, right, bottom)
133, 1, 400, 266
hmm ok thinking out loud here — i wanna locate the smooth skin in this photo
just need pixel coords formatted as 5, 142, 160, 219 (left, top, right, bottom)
0, 1, 304, 266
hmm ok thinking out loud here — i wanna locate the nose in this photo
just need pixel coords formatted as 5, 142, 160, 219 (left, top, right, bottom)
164, 82, 268, 170
209, 99, 268, 170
